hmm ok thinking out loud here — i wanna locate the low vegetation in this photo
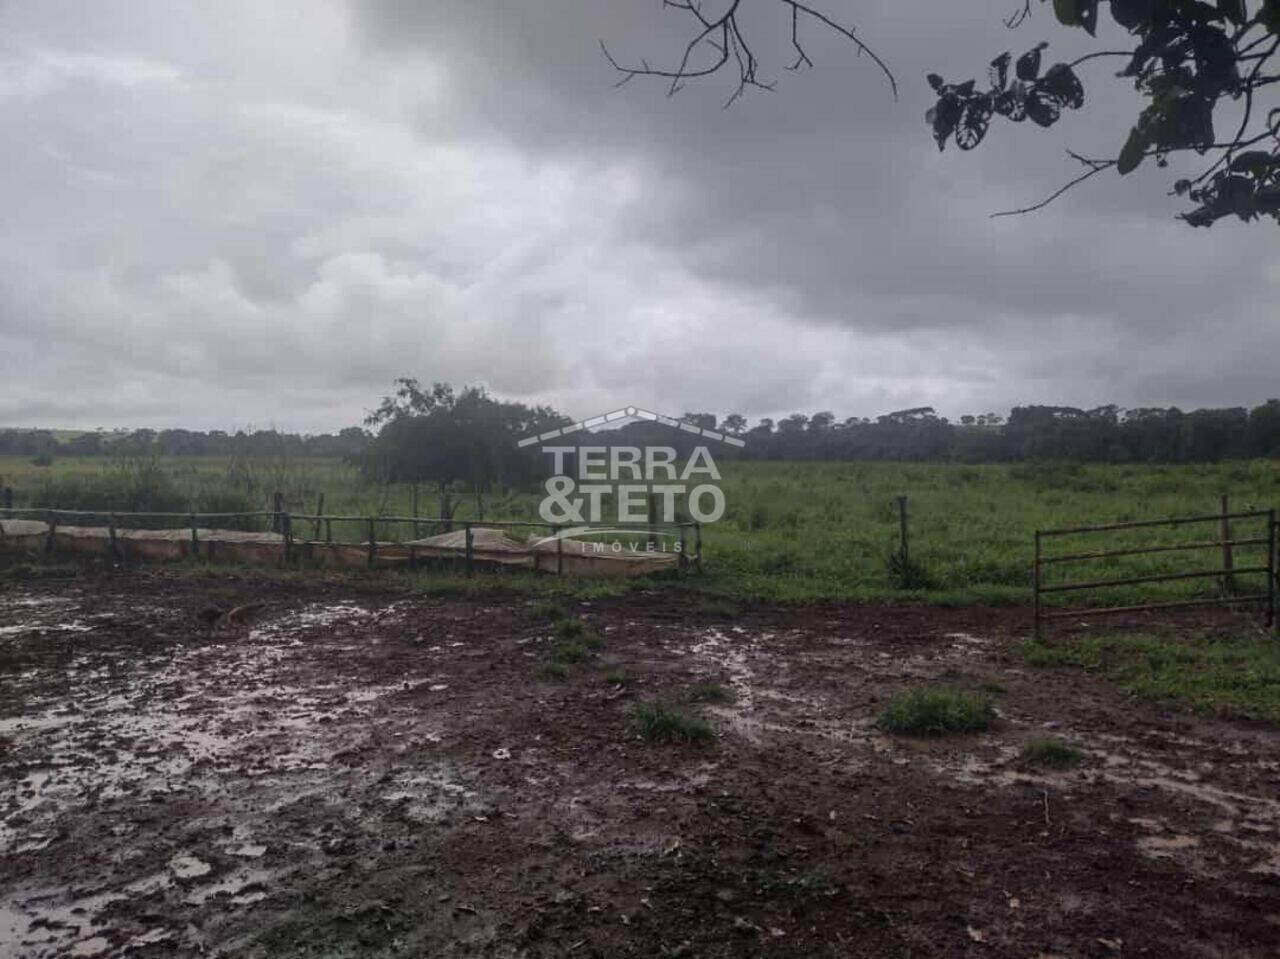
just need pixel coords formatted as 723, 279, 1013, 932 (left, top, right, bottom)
686, 682, 734, 703
630, 701, 714, 743
1023, 632, 1280, 724
877, 688, 995, 736
1021, 738, 1083, 769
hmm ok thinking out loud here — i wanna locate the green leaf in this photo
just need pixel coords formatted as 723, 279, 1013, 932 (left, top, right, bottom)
1053, 0, 1080, 25
1117, 127, 1148, 175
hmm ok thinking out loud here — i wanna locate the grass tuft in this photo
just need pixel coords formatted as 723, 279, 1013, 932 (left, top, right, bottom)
631, 701, 713, 743
532, 601, 568, 622
877, 687, 994, 736
554, 617, 585, 639
1021, 737, 1083, 769
604, 669, 626, 685
540, 662, 570, 680
686, 682, 734, 703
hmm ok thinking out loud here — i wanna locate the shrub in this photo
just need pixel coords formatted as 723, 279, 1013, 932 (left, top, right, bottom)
877, 688, 994, 736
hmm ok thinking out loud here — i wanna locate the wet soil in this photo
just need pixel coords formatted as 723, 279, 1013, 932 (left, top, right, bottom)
1, 572, 1278, 957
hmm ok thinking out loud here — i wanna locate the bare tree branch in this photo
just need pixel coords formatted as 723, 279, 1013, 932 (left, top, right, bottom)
602, 0, 896, 106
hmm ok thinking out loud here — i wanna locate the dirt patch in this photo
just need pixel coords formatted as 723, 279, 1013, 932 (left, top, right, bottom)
1, 574, 1278, 957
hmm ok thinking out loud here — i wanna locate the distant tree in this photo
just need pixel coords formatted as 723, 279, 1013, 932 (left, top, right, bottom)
681, 412, 719, 430
808, 410, 836, 431
722, 413, 748, 436
777, 413, 810, 433
363, 380, 568, 492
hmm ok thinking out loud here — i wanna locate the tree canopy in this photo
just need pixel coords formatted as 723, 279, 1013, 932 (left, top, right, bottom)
606, 1, 1280, 225
362, 380, 568, 490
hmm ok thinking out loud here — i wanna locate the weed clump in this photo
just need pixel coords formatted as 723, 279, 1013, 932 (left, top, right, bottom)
687, 682, 734, 703
1021, 738, 1083, 769
631, 701, 713, 743
885, 550, 935, 590
877, 687, 994, 736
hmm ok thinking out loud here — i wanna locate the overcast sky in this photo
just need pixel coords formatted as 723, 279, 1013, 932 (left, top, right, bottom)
2, 0, 1275, 433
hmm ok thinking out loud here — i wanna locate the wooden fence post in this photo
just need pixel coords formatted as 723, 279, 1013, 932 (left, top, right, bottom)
313, 493, 325, 541
190, 511, 199, 560
1033, 529, 1043, 643
2, 486, 12, 518
367, 518, 376, 569
45, 509, 56, 556
678, 525, 688, 575
283, 511, 293, 565
1220, 494, 1236, 595
695, 521, 703, 574
1267, 509, 1276, 635
647, 493, 657, 550
108, 512, 120, 564
412, 484, 420, 538
555, 525, 563, 576
896, 495, 910, 578
272, 491, 284, 534
464, 522, 474, 576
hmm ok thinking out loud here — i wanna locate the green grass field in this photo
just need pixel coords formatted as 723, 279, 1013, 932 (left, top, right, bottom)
2, 454, 1278, 605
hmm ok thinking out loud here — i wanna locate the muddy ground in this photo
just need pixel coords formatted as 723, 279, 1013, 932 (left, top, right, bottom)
1, 572, 1278, 958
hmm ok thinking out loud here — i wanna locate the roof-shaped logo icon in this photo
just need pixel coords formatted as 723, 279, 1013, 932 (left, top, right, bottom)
516, 406, 745, 449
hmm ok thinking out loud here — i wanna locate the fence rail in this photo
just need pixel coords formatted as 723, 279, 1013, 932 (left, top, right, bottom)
1033, 498, 1277, 640
0, 493, 703, 578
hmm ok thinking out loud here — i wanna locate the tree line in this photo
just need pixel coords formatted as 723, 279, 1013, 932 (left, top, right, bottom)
0, 426, 370, 461
5, 394, 1280, 474
691, 401, 1280, 463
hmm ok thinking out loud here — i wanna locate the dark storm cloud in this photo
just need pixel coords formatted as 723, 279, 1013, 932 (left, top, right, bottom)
1, 0, 1276, 432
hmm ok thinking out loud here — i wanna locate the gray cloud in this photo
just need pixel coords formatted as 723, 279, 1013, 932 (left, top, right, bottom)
1, 0, 1276, 433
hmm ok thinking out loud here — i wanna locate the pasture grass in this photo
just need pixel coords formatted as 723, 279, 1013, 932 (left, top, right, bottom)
1022, 631, 1280, 723
4, 455, 1279, 606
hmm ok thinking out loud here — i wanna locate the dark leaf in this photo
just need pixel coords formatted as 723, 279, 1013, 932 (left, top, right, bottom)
955, 97, 993, 150
1025, 91, 1061, 127
1217, 0, 1247, 25
1228, 151, 1277, 173
1111, 0, 1154, 29
1041, 63, 1084, 110
1052, 0, 1080, 26
1173, 178, 1192, 195
1219, 175, 1255, 217
1015, 43, 1046, 82
1181, 204, 1218, 227
993, 84, 1027, 122
927, 73, 945, 92
1117, 126, 1149, 175
988, 53, 1010, 91
1079, 0, 1099, 35
1166, 95, 1215, 152
929, 95, 963, 151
